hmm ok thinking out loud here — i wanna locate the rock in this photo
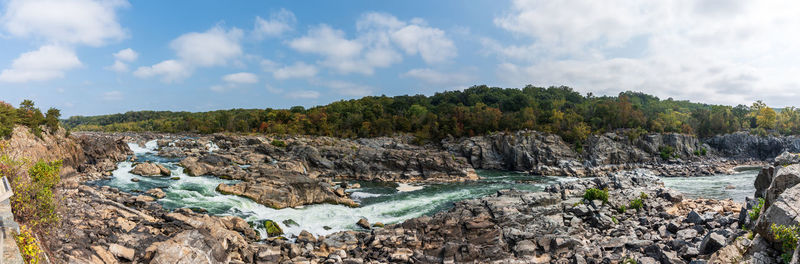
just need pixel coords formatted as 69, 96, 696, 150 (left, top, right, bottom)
263, 220, 283, 237
775, 151, 800, 166
146, 188, 166, 199
390, 248, 414, 262
699, 232, 726, 254
297, 230, 316, 243
765, 164, 800, 208
686, 210, 705, 225
755, 183, 800, 244
372, 222, 384, 228
131, 178, 139, 182
135, 195, 155, 203
282, 219, 299, 227
149, 230, 226, 263
659, 188, 684, 203
725, 185, 735, 189
676, 229, 698, 241
755, 166, 775, 199
214, 170, 358, 209
356, 218, 370, 229
130, 162, 170, 176
109, 243, 134, 260
514, 240, 536, 256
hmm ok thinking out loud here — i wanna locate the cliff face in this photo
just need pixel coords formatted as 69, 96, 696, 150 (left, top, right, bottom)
706, 132, 800, 160
444, 130, 723, 177
2, 127, 132, 178
3, 126, 85, 176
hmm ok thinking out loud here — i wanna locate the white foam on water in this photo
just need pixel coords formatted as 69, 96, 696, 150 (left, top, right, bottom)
207, 142, 220, 152
349, 191, 382, 200
128, 140, 158, 154
396, 183, 423, 192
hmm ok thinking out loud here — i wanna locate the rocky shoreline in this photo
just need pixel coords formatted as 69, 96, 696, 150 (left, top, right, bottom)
6, 128, 800, 263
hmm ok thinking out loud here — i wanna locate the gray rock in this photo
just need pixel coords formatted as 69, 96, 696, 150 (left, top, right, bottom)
686, 211, 705, 225
765, 164, 800, 208
698, 232, 726, 254
676, 229, 698, 241
755, 183, 800, 244
513, 240, 536, 256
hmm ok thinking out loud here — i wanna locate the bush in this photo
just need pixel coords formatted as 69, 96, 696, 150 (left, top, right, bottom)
617, 205, 626, 214
750, 198, 765, 222
771, 223, 800, 263
11, 160, 62, 229
629, 199, 644, 210
700, 147, 707, 156
583, 188, 609, 203
270, 139, 286, 148
659, 146, 675, 160
639, 192, 648, 200
14, 225, 43, 264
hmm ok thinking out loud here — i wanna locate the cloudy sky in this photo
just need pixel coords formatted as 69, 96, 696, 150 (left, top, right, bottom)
1, 0, 798, 117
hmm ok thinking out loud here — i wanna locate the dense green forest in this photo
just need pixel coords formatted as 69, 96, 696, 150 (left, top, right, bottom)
64, 85, 792, 144
0, 100, 61, 139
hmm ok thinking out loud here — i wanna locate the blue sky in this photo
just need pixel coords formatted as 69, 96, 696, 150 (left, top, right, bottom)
2, 0, 800, 117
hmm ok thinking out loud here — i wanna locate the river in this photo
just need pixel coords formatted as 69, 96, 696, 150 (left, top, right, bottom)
95, 140, 757, 238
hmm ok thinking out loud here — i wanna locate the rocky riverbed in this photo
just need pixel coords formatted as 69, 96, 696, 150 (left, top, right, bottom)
8, 128, 800, 263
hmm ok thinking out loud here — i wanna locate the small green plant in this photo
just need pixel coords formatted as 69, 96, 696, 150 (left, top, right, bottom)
583, 188, 609, 203
611, 216, 619, 224
270, 139, 286, 148
14, 225, 43, 264
629, 199, 644, 210
639, 192, 648, 200
750, 198, 765, 222
772, 223, 800, 263
700, 147, 707, 156
617, 205, 627, 214
622, 257, 636, 264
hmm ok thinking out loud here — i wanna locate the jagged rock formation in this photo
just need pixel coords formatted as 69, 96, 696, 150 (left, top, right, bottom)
4, 126, 85, 176
444, 130, 730, 177
706, 132, 800, 160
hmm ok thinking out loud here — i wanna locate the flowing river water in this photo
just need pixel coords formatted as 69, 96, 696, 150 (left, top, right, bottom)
95, 140, 758, 238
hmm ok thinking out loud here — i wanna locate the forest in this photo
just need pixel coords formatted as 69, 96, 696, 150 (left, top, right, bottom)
63, 85, 792, 145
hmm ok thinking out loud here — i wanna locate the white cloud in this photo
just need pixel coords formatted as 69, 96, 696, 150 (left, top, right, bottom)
113, 48, 138, 62
321, 80, 373, 96
286, 90, 320, 99
253, 9, 296, 39
0, 45, 82, 83
287, 13, 455, 75
102, 90, 123, 101
133, 60, 191, 83
273, 62, 318, 80
222, 72, 258, 84
106, 48, 138, 72
170, 26, 243, 67
489, 0, 800, 106
107, 60, 128, 73
1, 0, 129, 46
265, 84, 283, 94
135, 25, 243, 82
391, 24, 456, 64
402, 68, 474, 86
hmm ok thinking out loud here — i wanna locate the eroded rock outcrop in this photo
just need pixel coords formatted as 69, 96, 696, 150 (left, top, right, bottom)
130, 162, 171, 176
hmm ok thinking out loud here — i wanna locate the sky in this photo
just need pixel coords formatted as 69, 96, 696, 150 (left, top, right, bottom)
1, 0, 800, 117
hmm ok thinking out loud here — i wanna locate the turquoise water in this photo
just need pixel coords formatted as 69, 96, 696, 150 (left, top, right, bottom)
661, 169, 759, 203
96, 141, 562, 238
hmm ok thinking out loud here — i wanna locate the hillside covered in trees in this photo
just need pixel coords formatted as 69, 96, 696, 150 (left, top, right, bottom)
0, 100, 61, 139
64, 86, 792, 145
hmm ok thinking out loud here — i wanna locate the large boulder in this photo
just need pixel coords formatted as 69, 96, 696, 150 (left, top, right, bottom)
215, 168, 358, 209
130, 162, 170, 176
148, 230, 227, 264
765, 164, 800, 208
774, 152, 800, 166
755, 184, 800, 244
754, 166, 775, 199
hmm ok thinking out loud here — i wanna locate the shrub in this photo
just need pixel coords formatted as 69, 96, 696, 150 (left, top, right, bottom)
270, 139, 286, 148
659, 146, 675, 160
11, 160, 62, 229
617, 205, 627, 214
583, 188, 609, 203
749, 198, 765, 222
611, 216, 619, 224
629, 199, 644, 210
700, 148, 707, 156
14, 225, 43, 264
639, 192, 648, 200
771, 224, 800, 263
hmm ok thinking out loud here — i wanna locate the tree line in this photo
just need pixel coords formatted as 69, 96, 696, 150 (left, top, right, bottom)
0, 100, 61, 139
63, 85, 790, 145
